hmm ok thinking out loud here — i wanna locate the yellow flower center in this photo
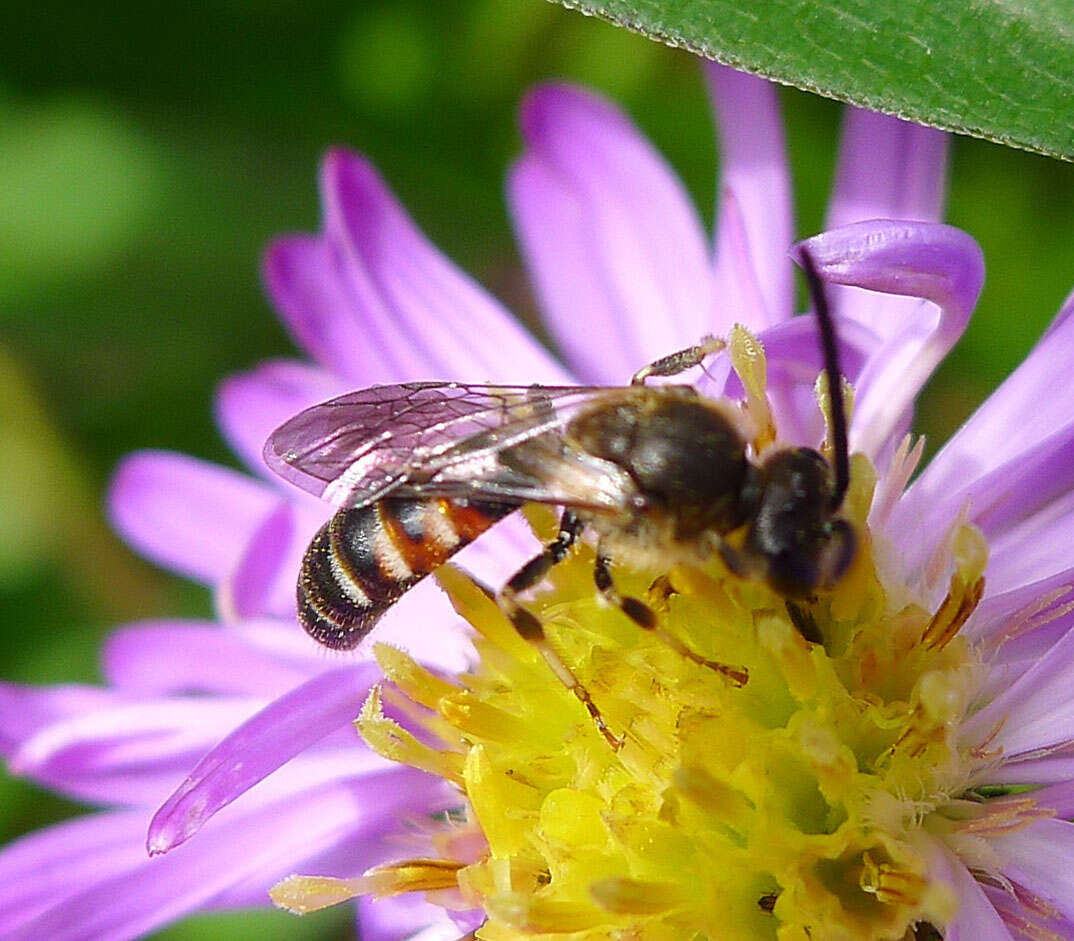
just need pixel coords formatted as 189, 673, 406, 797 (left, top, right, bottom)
272, 348, 999, 940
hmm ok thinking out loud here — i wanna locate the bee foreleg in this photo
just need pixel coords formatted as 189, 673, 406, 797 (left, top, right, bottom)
595, 553, 748, 688
630, 335, 727, 385
496, 512, 622, 750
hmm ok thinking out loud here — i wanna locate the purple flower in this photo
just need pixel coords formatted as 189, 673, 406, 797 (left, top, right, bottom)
1, 61, 1072, 940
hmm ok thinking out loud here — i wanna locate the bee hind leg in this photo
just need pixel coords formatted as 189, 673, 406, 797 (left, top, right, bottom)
496, 511, 622, 751
594, 553, 748, 687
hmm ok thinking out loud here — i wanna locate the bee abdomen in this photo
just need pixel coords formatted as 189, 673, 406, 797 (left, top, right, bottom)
297, 497, 513, 650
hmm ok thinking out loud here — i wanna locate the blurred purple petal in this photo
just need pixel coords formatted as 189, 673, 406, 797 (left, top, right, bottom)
1014, 780, 1074, 818
10, 773, 446, 941
986, 748, 1074, 787
707, 188, 775, 336
825, 110, 948, 341
0, 684, 124, 757
796, 221, 984, 459
0, 810, 150, 937
321, 148, 569, 384
983, 885, 1074, 940
102, 620, 312, 696
216, 500, 308, 623
930, 843, 1014, 941
827, 109, 947, 231
968, 565, 1074, 653
892, 420, 1074, 589
967, 421, 1074, 538
994, 819, 1074, 924
961, 625, 1074, 759
705, 63, 793, 327
263, 235, 398, 384
9, 692, 260, 806
148, 664, 379, 853
358, 894, 466, 941
509, 84, 713, 381
987, 491, 1074, 595
214, 358, 345, 477
109, 451, 277, 585
896, 292, 1074, 554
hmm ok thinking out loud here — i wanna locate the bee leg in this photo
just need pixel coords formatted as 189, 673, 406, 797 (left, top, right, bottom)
595, 553, 748, 688
497, 513, 622, 751
630, 335, 726, 385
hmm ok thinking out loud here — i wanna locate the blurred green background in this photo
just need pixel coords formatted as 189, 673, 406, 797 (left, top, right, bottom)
1, 0, 1072, 937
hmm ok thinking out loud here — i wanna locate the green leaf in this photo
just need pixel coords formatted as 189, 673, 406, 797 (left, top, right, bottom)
548, 0, 1074, 160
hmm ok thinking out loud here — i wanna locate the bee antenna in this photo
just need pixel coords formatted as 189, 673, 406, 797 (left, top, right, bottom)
797, 246, 849, 511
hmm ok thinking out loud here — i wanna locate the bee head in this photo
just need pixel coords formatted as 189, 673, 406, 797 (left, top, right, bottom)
746, 447, 856, 599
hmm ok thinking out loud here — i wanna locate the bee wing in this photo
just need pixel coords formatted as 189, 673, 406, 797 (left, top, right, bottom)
264, 381, 621, 508
388, 435, 642, 512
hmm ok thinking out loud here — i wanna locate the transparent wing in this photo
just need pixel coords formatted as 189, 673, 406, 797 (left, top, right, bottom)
263, 380, 633, 509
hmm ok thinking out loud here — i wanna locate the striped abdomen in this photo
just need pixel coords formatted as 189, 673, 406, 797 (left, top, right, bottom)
298, 497, 514, 650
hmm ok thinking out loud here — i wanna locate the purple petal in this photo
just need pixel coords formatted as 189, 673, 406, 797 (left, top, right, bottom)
1013, 780, 1074, 818
0, 683, 122, 756
236, 498, 327, 621
967, 566, 1074, 667
961, 624, 1074, 760
321, 148, 569, 384
970, 566, 1074, 642
825, 110, 948, 337
214, 499, 324, 623
795, 221, 984, 460
969, 421, 1074, 538
9, 772, 446, 941
102, 620, 312, 696
8, 692, 261, 806
892, 419, 1074, 594
508, 83, 714, 382
827, 110, 948, 232
987, 748, 1074, 787
929, 842, 1012, 941
987, 488, 1074, 594
148, 663, 379, 853
705, 63, 793, 327
983, 884, 1074, 941
214, 359, 345, 477
994, 818, 1074, 924
263, 234, 398, 383
0, 810, 150, 937
707, 187, 778, 337
358, 894, 462, 941
897, 294, 1074, 558
108, 451, 277, 585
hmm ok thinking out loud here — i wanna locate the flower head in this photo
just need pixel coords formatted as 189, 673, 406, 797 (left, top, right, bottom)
2, 61, 1074, 941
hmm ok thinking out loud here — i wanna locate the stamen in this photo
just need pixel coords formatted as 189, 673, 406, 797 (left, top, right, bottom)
871, 433, 925, 528
356, 686, 466, 785
729, 324, 775, 450
374, 643, 461, 709
270, 875, 367, 914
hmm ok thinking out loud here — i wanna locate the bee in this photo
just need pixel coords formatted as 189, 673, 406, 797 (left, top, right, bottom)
265, 250, 854, 743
